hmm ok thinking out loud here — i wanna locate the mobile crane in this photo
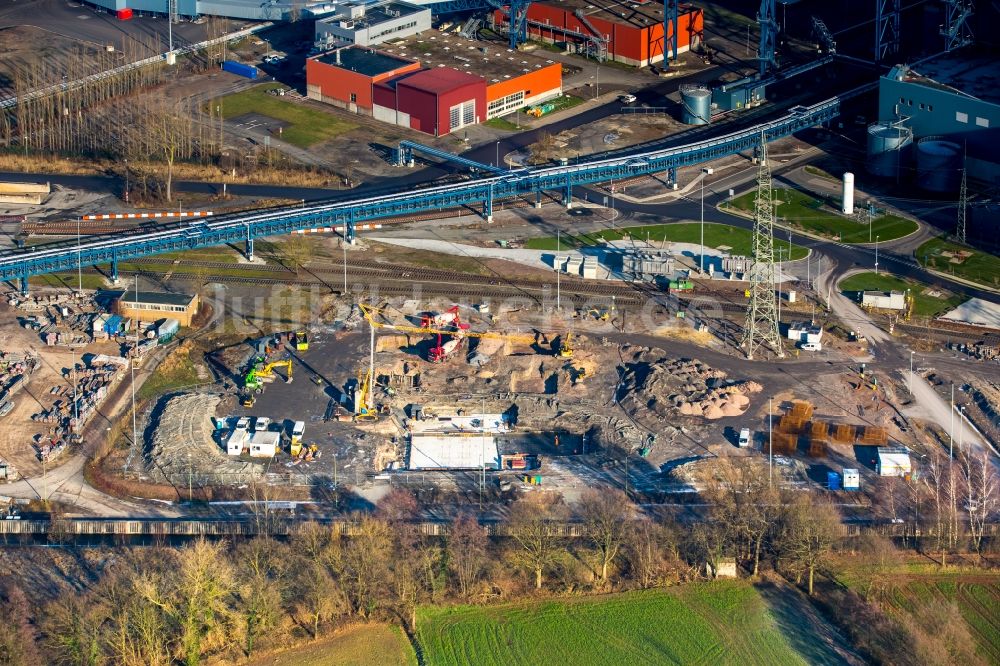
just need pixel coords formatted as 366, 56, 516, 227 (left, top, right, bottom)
359, 303, 538, 363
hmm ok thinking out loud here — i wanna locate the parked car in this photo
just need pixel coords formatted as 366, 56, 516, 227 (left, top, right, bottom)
801, 341, 823, 351
619, 93, 637, 104
738, 428, 751, 448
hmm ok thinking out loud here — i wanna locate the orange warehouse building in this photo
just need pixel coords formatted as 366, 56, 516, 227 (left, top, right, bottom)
493, 0, 703, 67
306, 47, 421, 115
484, 61, 563, 118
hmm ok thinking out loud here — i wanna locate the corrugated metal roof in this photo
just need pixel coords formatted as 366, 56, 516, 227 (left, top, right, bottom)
117, 290, 196, 307
396, 67, 483, 94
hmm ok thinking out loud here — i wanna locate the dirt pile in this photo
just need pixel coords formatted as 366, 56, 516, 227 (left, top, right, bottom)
619, 348, 762, 420
144, 393, 261, 484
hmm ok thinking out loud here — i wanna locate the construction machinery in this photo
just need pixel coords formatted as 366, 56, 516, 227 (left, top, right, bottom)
359, 303, 538, 363
243, 359, 293, 398
558, 333, 575, 358
354, 369, 378, 421
293, 331, 309, 351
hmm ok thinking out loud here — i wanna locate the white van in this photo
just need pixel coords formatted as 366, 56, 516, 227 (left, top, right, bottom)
738, 428, 751, 448
254, 416, 271, 431
801, 342, 823, 352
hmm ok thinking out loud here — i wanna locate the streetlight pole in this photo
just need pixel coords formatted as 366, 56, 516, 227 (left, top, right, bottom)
909, 351, 914, 394
949, 382, 954, 459
495, 140, 500, 168
556, 230, 561, 311
700, 175, 705, 273
342, 238, 348, 294
768, 397, 773, 487
875, 235, 880, 275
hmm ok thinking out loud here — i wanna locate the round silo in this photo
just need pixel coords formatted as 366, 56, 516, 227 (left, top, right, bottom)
916, 137, 963, 192
680, 85, 712, 125
842, 172, 854, 215
866, 122, 912, 178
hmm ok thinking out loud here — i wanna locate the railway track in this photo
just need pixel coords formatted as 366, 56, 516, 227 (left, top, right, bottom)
122, 257, 651, 300
115, 268, 649, 303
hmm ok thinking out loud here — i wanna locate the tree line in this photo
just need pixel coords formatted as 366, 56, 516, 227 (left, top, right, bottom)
0, 455, 994, 665
0, 466, 848, 666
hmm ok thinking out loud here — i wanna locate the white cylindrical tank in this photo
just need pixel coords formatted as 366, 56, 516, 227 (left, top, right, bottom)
842, 172, 855, 215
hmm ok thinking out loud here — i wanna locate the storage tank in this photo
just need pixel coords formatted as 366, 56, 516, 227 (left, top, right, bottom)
916, 137, 962, 192
841, 172, 854, 215
866, 122, 912, 178
680, 85, 712, 125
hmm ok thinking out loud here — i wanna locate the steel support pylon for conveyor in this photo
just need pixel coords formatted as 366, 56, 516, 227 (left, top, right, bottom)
741, 133, 784, 360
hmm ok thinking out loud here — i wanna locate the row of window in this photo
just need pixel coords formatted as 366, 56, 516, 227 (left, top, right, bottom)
371, 20, 419, 41
122, 303, 190, 313
487, 91, 525, 118
898, 96, 992, 127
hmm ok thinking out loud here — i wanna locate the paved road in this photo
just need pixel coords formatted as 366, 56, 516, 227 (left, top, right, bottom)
0, 0, 211, 53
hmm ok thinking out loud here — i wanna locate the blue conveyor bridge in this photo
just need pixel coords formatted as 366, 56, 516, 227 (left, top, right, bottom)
0, 96, 845, 289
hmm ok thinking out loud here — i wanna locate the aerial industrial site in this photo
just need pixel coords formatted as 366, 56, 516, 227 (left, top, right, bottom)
0, 0, 997, 663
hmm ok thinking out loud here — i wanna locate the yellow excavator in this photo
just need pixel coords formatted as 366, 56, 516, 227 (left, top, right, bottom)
244, 359, 293, 392
558, 333, 575, 358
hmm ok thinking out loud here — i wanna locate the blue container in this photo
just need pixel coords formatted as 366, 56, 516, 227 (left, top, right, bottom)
827, 471, 841, 491
103, 314, 122, 334
222, 60, 258, 80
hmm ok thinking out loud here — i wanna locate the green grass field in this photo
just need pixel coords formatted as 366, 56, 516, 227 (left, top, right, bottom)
726, 188, 918, 243
839, 568, 1000, 663
137, 349, 201, 402
217, 83, 358, 148
838, 271, 963, 317
29, 273, 107, 290
524, 222, 809, 260
415, 582, 842, 666
249, 623, 416, 666
887, 577, 1000, 663
916, 237, 1000, 289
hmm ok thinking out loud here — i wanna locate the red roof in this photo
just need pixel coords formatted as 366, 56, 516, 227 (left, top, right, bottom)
395, 67, 484, 94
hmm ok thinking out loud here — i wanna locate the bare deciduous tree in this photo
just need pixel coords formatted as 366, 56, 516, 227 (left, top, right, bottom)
447, 513, 489, 598
578, 488, 631, 586
135, 539, 234, 666
704, 458, 779, 576
623, 517, 678, 589
962, 451, 998, 562
507, 493, 568, 590
339, 517, 392, 616
291, 563, 344, 639
776, 495, 841, 595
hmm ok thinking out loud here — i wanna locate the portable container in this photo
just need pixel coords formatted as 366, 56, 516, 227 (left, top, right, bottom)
828, 471, 841, 491
117, 8, 133, 20
843, 468, 860, 490
222, 60, 258, 80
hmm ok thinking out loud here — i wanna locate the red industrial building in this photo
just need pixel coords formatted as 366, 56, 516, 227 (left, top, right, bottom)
307, 35, 563, 136
374, 68, 486, 136
492, 0, 703, 67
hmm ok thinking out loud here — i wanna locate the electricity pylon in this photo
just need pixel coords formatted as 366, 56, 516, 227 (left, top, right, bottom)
741, 133, 784, 360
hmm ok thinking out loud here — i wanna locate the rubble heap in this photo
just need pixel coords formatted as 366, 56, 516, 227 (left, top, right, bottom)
619, 348, 762, 420
145, 393, 261, 484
